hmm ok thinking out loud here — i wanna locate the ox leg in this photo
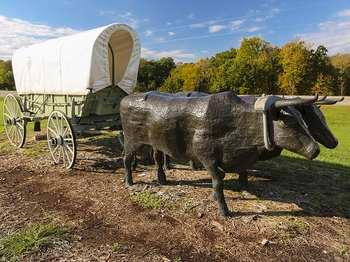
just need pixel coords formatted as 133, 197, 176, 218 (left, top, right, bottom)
132, 154, 138, 171
163, 154, 171, 170
207, 165, 230, 217
154, 150, 167, 185
238, 171, 248, 189
123, 151, 135, 186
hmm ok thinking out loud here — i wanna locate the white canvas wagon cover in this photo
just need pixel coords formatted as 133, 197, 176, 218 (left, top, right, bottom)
12, 23, 140, 95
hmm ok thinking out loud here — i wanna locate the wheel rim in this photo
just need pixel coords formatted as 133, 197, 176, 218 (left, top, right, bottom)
3, 94, 26, 148
47, 111, 76, 169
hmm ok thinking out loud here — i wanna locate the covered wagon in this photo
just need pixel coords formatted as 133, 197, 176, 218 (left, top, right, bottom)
3, 23, 141, 168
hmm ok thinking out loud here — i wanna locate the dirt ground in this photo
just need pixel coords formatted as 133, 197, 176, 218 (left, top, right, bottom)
0, 134, 349, 261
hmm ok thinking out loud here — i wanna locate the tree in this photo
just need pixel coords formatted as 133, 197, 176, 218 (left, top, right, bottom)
160, 59, 212, 93
278, 41, 314, 95
136, 57, 175, 92
330, 54, 350, 95
0, 60, 15, 90
223, 37, 281, 95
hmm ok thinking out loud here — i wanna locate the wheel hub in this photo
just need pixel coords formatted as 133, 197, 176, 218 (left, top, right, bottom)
51, 136, 64, 146
5, 118, 16, 125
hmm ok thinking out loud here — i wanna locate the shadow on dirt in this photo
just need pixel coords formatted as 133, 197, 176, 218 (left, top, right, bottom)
168, 156, 350, 219
76, 136, 350, 219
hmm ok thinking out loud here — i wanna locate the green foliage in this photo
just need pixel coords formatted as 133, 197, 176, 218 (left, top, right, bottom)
136, 57, 175, 92
0, 60, 15, 90
130, 191, 164, 209
0, 224, 65, 261
225, 37, 281, 94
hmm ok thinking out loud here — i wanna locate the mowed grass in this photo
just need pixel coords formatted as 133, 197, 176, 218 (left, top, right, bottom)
282, 106, 350, 168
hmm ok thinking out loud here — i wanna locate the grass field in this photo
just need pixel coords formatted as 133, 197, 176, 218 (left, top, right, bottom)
0, 96, 349, 167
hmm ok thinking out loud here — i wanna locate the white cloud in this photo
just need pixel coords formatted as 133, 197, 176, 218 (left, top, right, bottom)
337, 9, 350, 17
116, 11, 142, 28
190, 20, 216, 29
230, 19, 244, 30
299, 18, 350, 54
155, 37, 166, 43
98, 10, 116, 16
166, 22, 172, 26
0, 15, 78, 59
209, 24, 227, 33
141, 47, 195, 62
206, 19, 244, 33
168, 31, 176, 36
271, 7, 280, 15
144, 30, 153, 37
246, 26, 262, 32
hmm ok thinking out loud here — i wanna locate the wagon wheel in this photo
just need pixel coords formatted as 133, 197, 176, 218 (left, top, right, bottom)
47, 111, 77, 169
3, 94, 26, 148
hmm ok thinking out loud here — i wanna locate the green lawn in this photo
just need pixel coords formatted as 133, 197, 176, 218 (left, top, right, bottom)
283, 106, 350, 168
0, 96, 349, 167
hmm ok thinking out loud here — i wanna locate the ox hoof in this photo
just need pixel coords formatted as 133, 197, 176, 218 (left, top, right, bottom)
157, 173, 167, 185
219, 208, 232, 217
125, 179, 134, 187
157, 179, 167, 186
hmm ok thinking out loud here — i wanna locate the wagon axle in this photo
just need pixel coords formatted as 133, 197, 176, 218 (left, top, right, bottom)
50, 136, 64, 146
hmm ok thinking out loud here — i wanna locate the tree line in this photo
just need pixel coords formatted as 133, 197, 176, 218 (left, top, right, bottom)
136, 37, 350, 96
1, 37, 350, 95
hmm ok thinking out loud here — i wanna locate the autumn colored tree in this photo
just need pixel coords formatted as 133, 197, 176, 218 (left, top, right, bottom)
278, 41, 315, 95
331, 54, 350, 95
160, 59, 212, 93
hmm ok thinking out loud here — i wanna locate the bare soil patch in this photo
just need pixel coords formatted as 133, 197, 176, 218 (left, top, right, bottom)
0, 134, 349, 261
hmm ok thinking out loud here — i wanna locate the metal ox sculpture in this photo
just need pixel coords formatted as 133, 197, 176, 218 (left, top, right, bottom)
120, 91, 337, 216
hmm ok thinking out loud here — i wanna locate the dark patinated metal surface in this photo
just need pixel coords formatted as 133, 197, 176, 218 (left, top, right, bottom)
120, 91, 325, 216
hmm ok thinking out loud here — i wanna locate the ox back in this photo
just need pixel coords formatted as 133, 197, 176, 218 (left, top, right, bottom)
120, 91, 265, 170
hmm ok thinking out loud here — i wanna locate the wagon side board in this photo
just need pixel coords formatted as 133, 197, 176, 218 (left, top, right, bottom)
19, 86, 128, 134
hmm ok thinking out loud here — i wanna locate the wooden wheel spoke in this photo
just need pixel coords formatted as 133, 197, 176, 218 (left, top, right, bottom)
4, 95, 26, 148
63, 146, 71, 165
62, 126, 69, 137
47, 127, 59, 137
47, 110, 76, 169
4, 103, 12, 116
51, 116, 60, 134
3, 112, 11, 120
64, 143, 74, 155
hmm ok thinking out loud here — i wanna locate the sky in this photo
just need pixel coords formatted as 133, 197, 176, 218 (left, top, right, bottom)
0, 0, 350, 62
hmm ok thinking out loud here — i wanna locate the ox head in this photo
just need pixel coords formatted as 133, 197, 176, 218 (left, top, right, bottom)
255, 95, 320, 160
295, 96, 343, 149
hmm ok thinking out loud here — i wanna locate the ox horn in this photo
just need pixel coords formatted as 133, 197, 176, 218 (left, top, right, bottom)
273, 94, 319, 108
315, 96, 344, 105
318, 95, 327, 101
